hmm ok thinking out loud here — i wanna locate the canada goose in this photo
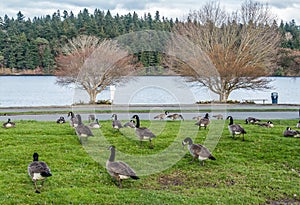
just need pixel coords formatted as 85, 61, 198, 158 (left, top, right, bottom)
296, 121, 300, 128
192, 116, 202, 121
258, 121, 274, 128
106, 145, 139, 188
123, 120, 136, 128
111, 114, 123, 130
283, 127, 300, 137
75, 114, 94, 144
182, 137, 216, 166
227, 116, 247, 141
2, 118, 15, 128
28, 153, 52, 193
131, 115, 156, 148
88, 119, 101, 129
154, 111, 169, 120
88, 114, 96, 122
68, 111, 79, 128
56, 116, 66, 124
212, 114, 223, 120
167, 113, 184, 121
245, 117, 260, 124
195, 113, 210, 130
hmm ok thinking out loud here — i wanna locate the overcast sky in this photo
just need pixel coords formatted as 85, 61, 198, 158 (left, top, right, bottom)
0, 0, 299, 24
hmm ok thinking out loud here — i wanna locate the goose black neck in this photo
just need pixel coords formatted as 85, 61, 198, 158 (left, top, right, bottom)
135, 116, 140, 128
228, 117, 233, 125
33, 153, 39, 161
109, 147, 115, 162
77, 115, 82, 125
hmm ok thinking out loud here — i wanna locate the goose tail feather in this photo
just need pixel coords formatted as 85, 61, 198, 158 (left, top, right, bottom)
130, 175, 140, 180
209, 155, 216, 160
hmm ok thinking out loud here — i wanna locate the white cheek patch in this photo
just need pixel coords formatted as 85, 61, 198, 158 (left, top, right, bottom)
33, 173, 45, 180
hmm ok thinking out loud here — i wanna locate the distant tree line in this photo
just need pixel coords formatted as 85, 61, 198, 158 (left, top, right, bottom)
0, 8, 299, 76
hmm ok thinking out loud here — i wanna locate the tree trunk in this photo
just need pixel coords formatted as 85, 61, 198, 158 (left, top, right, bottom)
88, 89, 98, 104
219, 91, 229, 102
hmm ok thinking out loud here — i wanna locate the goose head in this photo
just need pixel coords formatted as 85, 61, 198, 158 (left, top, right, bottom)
226, 116, 234, 125
131, 115, 140, 128
182, 137, 193, 146
33, 152, 39, 161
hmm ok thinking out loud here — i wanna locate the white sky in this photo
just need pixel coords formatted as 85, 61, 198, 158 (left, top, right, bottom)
0, 0, 299, 24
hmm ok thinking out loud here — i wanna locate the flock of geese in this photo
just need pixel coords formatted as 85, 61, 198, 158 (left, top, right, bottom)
2, 111, 300, 191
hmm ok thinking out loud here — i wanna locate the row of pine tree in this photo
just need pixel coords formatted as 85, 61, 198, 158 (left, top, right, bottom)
0, 9, 299, 75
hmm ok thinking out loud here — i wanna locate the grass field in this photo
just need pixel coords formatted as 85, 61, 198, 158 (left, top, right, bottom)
0, 116, 299, 204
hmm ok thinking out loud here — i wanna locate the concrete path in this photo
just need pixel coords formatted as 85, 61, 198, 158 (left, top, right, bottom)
0, 104, 299, 121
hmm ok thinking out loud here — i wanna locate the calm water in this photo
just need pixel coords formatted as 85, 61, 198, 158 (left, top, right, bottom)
0, 76, 299, 107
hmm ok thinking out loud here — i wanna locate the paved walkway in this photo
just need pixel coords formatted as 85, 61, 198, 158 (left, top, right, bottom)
0, 104, 299, 121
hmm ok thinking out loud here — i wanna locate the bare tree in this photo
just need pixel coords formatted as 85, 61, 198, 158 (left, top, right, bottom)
55, 35, 133, 104
169, 0, 280, 102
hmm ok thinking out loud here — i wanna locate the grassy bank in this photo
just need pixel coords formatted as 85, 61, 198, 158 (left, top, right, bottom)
0, 118, 299, 204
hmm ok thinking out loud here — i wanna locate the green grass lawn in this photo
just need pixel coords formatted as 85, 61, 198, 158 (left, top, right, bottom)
0, 117, 299, 204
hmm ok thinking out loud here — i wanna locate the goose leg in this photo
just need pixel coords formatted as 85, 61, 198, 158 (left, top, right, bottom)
33, 180, 40, 193
200, 160, 205, 166
139, 140, 143, 147
189, 157, 195, 164
149, 140, 154, 149
118, 179, 123, 189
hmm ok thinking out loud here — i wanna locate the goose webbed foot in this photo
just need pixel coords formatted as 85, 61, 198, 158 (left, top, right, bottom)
149, 141, 154, 149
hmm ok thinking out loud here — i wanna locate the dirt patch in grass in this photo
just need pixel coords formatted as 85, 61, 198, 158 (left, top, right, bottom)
157, 171, 186, 188
266, 198, 300, 205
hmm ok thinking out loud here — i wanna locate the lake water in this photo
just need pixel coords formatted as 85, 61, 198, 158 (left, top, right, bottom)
0, 76, 299, 107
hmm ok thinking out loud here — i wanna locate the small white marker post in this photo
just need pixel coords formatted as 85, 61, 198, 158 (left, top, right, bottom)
110, 85, 116, 104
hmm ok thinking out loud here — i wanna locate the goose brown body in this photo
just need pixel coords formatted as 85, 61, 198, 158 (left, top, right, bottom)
106, 146, 139, 188
75, 114, 94, 144
123, 120, 136, 128
154, 111, 169, 120
182, 137, 216, 166
132, 115, 156, 148
167, 113, 184, 120
195, 113, 210, 129
56, 116, 65, 124
283, 127, 300, 137
258, 121, 274, 128
227, 116, 247, 141
245, 117, 261, 124
89, 119, 101, 129
68, 111, 79, 128
2, 118, 15, 128
28, 153, 52, 193
112, 114, 123, 130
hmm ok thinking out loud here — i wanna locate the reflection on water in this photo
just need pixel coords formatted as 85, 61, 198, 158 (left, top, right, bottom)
0, 76, 299, 107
